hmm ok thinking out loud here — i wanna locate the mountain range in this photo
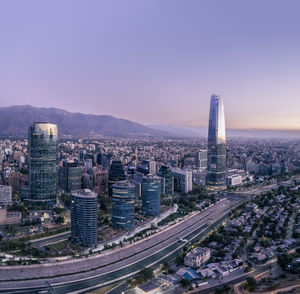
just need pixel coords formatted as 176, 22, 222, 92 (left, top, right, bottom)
0, 105, 299, 138
0, 105, 167, 137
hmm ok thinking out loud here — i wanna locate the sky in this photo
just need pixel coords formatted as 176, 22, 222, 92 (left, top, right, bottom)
0, 0, 300, 130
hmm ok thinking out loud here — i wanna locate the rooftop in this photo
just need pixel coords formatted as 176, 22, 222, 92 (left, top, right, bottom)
71, 189, 97, 198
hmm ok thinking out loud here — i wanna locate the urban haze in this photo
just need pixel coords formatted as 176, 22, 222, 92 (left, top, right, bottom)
0, 1, 299, 294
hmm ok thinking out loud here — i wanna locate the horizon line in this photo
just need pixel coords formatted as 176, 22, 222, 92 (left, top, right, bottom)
1, 104, 300, 132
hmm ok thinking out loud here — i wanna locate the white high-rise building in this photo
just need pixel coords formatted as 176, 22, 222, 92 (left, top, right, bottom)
195, 150, 207, 171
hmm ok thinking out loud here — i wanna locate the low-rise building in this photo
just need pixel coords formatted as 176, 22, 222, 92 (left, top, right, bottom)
227, 174, 242, 187
0, 208, 21, 225
184, 247, 210, 268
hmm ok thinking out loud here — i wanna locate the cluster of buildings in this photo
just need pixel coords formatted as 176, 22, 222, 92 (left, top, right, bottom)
0, 95, 298, 252
160, 182, 300, 290
163, 245, 244, 288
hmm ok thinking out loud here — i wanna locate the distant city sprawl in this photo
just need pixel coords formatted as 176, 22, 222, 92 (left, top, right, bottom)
0, 96, 299, 294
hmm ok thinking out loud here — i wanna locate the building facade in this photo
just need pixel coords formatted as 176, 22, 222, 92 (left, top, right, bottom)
7, 171, 22, 195
0, 185, 12, 206
184, 247, 211, 268
171, 168, 193, 194
227, 174, 242, 187
93, 168, 108, 195
137, 159, 156, 175
131, 171, 144, 199
0, 208, 21, 225
59, 161, 82, 192
206, 95, 227, 191
141, 174, 161, 216
25, 122, 58, 208
71, 189, 98, 247
195, 150, 207, 171
112, 181, 135, 229
158, 165, 174, 196
108, 158, 125, 196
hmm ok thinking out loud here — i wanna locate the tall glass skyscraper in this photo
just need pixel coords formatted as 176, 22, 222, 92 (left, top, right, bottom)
158, 165, 174, 196
141, 174, 161, 216
112, 181, 135, 229
71, 189, 98, 247
108, 157, 125, 196
59, 161, 82, 192
206, 95, 227, 191
25, 122, 58, 208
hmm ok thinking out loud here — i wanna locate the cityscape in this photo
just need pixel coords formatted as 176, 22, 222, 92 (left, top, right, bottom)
0, 94, 299, 294
0, 1, 300, 294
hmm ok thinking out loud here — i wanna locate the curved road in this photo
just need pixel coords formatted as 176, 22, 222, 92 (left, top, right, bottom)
0, 199, 241, 294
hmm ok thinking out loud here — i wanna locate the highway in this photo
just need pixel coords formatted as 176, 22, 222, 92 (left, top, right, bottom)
27, 182, 279, 248
0, 198, 241, 294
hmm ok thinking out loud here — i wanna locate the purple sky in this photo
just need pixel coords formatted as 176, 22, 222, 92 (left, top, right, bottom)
0, 0, 300, 130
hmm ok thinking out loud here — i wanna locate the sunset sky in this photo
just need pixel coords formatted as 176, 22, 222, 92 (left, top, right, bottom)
0, 0, 300, 130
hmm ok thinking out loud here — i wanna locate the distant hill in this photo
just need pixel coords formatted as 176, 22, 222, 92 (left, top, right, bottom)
1, 105, 298, 139
0, 105, 169, 137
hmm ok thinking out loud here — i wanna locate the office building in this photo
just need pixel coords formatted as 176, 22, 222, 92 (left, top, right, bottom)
79, 149, 86, 162
206, 95, 227, 191
82, 173, 93, 189
59, 161, 82, 192
93, 168, 108, 195
25, 122, 58, 208
227, 175, 242, 187
96, 153, 102, 165
84, 158, 93, 170
71, 189, 98, 247
108, 158, 125, 195
112, 181, 135, 229
258, 164, 272, 176
0, 208, 21, 225
158, 165, 174, 196
7, 171, 22, 195
171, 168, 193, 194
195, 150, 207, 171
131, 171, 144, 199
141, 174, 161, 216
96, 152, 111, 168
0, 185, 12, 206
137, 159, 156, 175
84, 153, 95, 165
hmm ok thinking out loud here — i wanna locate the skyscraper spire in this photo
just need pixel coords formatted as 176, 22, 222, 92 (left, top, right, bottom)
206, 95, 227, 190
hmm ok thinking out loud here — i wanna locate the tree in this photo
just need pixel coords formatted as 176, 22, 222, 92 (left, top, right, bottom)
244, 264, 252, 273
180, 278, 191, 287
163, 261, 170, 272
53, 207, 65, 214
246, 277, 257, 291
215, 285, 231, 294
175, 253, 184, 265
134, 268, 154, 284
277, 253, 295, 271
61, 194, 71, 208
55, 216, 64, 224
